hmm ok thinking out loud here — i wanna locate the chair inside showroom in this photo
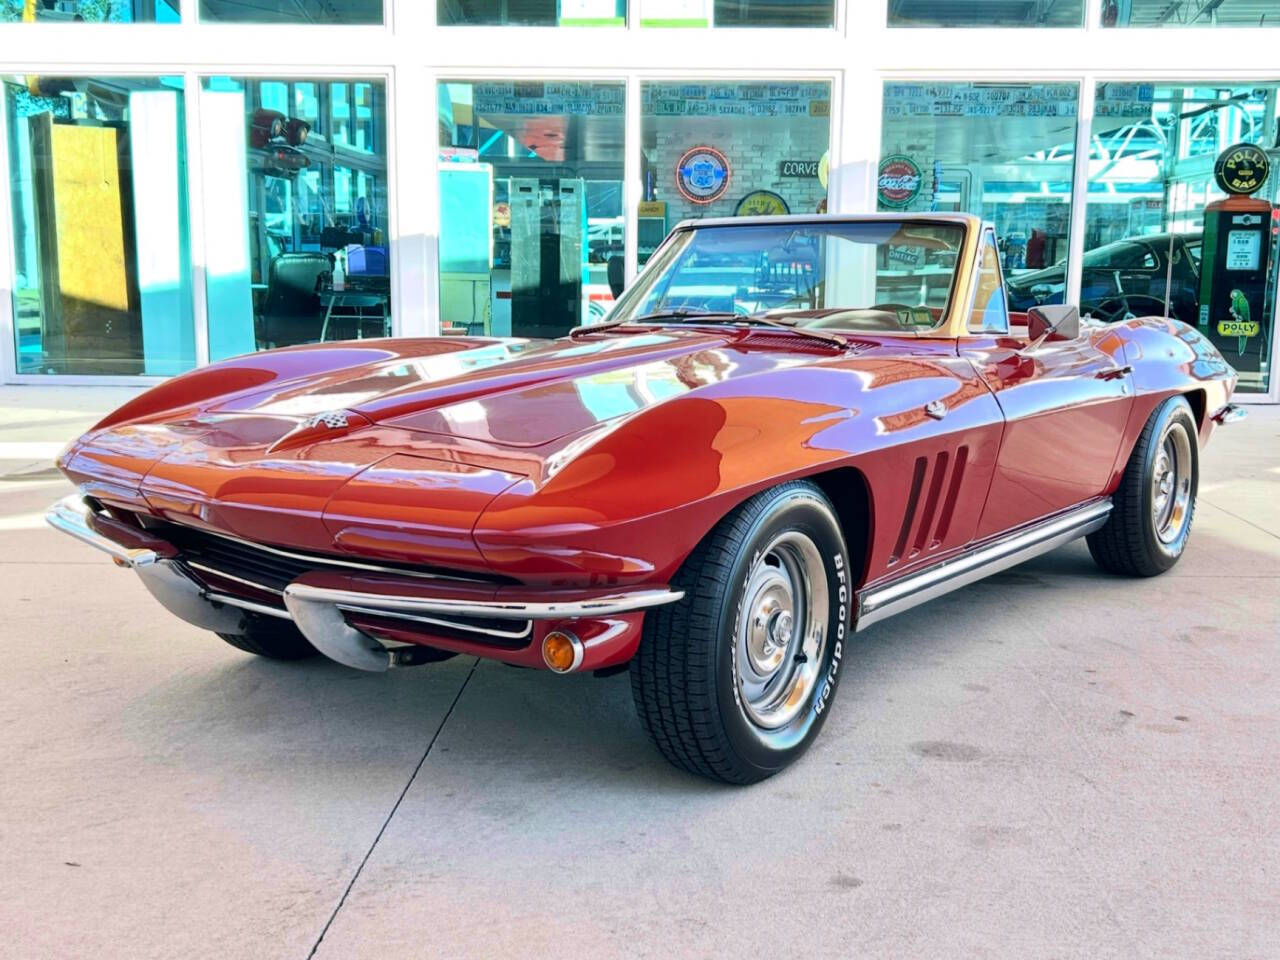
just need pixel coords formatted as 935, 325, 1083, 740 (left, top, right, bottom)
259, 252, 332, 348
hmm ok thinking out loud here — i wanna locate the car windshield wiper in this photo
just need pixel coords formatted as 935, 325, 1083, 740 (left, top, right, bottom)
571, 308, 846, 349
632, 309, 743, 323
569, 309, 741, 339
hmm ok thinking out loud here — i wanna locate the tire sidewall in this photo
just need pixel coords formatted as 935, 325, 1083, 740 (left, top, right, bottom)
712, 488, 851, 777
1138, 398, 1199, 568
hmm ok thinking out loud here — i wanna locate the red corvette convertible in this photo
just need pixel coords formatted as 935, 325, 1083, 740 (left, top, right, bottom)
48, 213, 1244, 783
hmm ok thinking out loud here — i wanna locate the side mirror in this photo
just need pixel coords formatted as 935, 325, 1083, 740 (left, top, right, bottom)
606, 256, 625, 299
1027, 304, 1079, 342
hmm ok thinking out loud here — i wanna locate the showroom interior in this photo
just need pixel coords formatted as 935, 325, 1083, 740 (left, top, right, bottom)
1, 0, 1278, 400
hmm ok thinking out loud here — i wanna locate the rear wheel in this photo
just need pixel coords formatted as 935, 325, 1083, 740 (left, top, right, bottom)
218, 616, 319, 661
630, 481, 852, 784
1088, 395, 1199, 577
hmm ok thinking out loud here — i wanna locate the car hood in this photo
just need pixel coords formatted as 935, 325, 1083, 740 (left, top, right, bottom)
58, 328, 853, 563
199, 327, 829, 447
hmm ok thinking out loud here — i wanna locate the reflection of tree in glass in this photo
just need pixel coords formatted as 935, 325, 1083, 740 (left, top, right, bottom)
0, 0, 130, 20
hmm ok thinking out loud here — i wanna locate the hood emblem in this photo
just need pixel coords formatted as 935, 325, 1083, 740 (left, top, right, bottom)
266, 410, 354, 454
305, 411, 350, 430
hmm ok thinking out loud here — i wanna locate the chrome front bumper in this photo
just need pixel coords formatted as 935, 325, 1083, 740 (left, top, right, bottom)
1211, 403, 1247, 425
46, 494, 165, 568
46, 494, 684, 672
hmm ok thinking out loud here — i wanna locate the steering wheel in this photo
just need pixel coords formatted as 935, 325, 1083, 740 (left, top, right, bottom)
1086, 295, 1169, 324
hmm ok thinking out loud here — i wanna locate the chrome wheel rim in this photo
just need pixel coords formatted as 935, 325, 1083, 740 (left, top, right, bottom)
1152, 421, 1193, 545
735, 531, 829, 731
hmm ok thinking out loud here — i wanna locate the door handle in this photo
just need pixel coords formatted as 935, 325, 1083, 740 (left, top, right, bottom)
1096, 365, 1133, 381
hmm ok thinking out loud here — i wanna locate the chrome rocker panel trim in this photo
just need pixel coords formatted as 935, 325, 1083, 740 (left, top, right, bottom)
856, 499, 1113, 632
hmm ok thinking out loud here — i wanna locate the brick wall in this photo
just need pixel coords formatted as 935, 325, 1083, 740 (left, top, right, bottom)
647, 114, 830, 222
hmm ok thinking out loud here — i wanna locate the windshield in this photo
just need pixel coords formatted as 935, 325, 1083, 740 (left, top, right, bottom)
608, 220, 967, 334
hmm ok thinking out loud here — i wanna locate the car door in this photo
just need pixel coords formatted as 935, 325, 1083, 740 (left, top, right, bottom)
960, 227, 1134, 540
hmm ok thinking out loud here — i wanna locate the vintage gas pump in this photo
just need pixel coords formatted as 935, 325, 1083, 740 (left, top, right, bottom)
1197, 143, 1273, 387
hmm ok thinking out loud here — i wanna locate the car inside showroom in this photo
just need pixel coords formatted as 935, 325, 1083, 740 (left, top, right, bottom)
1, 3, 1279, 959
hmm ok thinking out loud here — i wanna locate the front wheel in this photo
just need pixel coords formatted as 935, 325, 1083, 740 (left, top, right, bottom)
630, 481, 852, 784
1088, 395, 1199, 577
218, 616, 319, 661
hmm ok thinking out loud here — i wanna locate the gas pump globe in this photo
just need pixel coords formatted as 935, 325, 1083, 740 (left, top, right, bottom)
1198, 143, 1274, 391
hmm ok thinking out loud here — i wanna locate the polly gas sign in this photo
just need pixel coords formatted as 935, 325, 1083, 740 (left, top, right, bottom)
877, 155, 923, 209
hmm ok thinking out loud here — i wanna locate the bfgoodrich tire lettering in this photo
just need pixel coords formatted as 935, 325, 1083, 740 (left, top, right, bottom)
1088, 395, 1199, 577
630, 481, 852, 784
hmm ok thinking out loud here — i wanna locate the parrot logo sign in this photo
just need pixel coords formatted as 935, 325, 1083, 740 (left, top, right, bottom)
1216, 289, 1260, 344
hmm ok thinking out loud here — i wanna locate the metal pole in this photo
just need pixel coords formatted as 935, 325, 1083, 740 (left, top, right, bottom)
1065, 78, 1096, 312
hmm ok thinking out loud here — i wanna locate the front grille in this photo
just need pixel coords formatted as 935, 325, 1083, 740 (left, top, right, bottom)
168, 528, 306, 595
143, 517, 504, 592
129, 516, 532, 649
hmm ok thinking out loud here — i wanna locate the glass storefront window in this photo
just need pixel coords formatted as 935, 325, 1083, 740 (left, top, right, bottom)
198, 0, 380, 23
331, 84, 350, 147
1103, 1, 1280, 27
879, 81, 1081, 305
4, 74, 194, 375
330, 82, 375, 153
294, 83, 319, 127
440, 0, 625, 26
1085, 82, 1278, 393
637, 0, 834, 25
201, 76, 390, 360
0, 1, 179, 21
712, 0, 833, 26
639, 81, 832, 264
437, 80, 625, 336
888, 0, 1083, 26
638, 0, 831, 27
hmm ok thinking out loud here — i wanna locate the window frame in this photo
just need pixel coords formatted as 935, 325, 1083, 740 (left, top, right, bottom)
966, 225, 1011, 336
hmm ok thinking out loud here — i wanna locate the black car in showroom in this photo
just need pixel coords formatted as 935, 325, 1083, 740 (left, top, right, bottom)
1008, 232, 1202, 324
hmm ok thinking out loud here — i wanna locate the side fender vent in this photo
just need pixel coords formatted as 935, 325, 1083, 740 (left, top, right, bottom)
888, 445, 970, 565
913, 450, 950, 555
890, 456, 928, 565
934, 445, 969, 544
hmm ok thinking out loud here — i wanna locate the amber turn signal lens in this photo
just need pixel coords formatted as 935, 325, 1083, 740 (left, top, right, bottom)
542, 630, 583, 674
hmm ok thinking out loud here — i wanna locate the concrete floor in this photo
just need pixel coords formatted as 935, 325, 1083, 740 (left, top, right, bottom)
0, 391, 1277, 960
